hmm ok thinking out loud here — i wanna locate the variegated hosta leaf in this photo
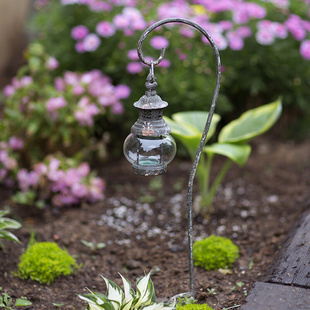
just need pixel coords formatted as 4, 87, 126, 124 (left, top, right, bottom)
102, 277, 124, 310
0, 230, 20, 242
79, 273, 169, 310
134, 272, 155, 308
78, 294, 104, 310
119, 274, 134, 310
142, 302, 175, 310
78, 291, 114, 310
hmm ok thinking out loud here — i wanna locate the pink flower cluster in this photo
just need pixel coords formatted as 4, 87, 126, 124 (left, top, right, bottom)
3, 76, 33, 98
62, 0, 136, 12
0, 137, 24, 185
71, 6, 145, 52
54, 69, 129, 121
65, 0, 310, 61
17, 157, 105, 208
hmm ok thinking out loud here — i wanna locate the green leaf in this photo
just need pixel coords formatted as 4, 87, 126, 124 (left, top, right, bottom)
0, 218, 22, 230
204, 143, 251, 166
102, 277, 123, 310
0, 210, 9, 218
0, 230, 20, 243
15, 298, 32, 306
219, 98, 282, 143
164, 111, 221, 156
134, 272, 154, 308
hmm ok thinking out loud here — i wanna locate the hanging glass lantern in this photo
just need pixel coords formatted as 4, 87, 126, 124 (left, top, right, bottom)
123, 67, 176, 176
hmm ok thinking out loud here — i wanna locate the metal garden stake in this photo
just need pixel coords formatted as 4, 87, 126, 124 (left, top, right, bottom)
123, 17, 221, 298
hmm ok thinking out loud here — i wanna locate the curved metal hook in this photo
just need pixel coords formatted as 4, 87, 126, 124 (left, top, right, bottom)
137, 17, 221, 298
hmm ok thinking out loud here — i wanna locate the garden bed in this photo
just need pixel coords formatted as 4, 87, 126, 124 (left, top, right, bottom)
0, 136, 309, 310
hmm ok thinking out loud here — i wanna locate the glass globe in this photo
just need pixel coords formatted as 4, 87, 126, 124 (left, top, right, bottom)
123, 133, 176, 175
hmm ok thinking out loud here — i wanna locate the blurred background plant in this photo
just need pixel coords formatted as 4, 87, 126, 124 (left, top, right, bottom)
29, 0, 310, 137
0, 42, 128, 209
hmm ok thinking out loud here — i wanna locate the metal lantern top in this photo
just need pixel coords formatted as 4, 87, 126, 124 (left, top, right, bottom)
131, 66, 171, 137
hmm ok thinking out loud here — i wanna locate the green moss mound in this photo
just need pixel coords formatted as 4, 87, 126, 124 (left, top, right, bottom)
17, 242, 78, 284
177, 303, 214, 310
193, 235, 239, 270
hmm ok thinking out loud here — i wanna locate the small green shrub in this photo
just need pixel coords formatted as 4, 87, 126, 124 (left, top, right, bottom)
193, 235, 239, 271
177, 304, 214, 310
17, 242, 79, 284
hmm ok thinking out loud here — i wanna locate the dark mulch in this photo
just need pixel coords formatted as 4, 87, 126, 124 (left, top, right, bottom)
1, 137, 309, 310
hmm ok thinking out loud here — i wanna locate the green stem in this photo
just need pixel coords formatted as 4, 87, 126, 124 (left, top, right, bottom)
206, 158, 232, 207
197, 152, 213, 203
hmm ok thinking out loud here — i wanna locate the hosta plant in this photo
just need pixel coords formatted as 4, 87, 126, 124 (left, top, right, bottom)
165, 98, 282, 216
78, 272, 176, 310
0, 209, 22, 250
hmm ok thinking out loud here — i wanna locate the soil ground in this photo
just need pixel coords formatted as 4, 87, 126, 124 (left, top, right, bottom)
0, 136, 309, 310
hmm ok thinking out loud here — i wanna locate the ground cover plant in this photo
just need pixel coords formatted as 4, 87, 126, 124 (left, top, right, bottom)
193, 235, 239, 271
17, 241, 79, 284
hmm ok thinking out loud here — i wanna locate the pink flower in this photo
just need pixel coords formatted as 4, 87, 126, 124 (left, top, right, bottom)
96, 21, 115, 38
111, 102, 124, 114
9, 137, 24, 150
46, 57, 59, 70
236, 26, 252, 38
89, 1, 112, 12
270, 22, 288, 39
3, 85, 15, 97
3, 157, 17, 170
246, 3, 266, 19
203, 33, 228, 50
46, 97, 67, 112
218, 21, 233, 31
158, 59, 171, 68
127, 62, 143, 74
256, 29, 275, 45
49, 158, 61, 171
64, 71, 79, 85
227, 31, 244, 50
87, 177, 105, 202
20, 76, 33, 87
34, 163, 48, 176
77, 162, 90, 177
127, 49, 139, 60
0, 169, 7, 181
55, 77, 65, 91
179, 27, 195, 38
82, 33, 101, 52
71, 183, 88, 198
285, 15, 306, 41
150, 36, 169, 50
73, 84, 85, 96
115, 84, 131, 99
75, 41, 85, 53
74, 96, 99, 126
300, 40, 310, 60
71, 25, 89, 40
113, 14, 130, 29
